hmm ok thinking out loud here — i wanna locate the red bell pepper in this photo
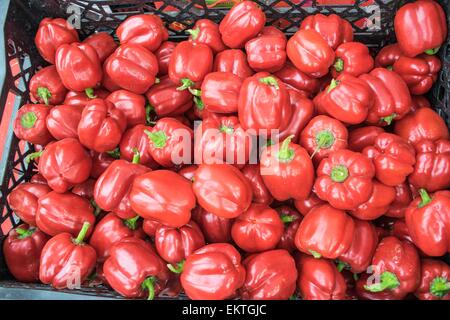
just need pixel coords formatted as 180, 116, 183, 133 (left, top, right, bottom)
105, 44, 159, 94
106, 90, 146, 128
385, 183, 413, 218
348, 126, 385, 152
30, 66, 67, 106
194, 115, 252, 167
89, 212, 145, 262
116, 14, 168, 52
295, 204, 355, 259
154, 221, 205, 264
180, 243, 246, 300
119, 124, 159, 168
415, 259, 450, 300
103, 238, 170, 299
260, 136, 314, 201
13, 104, 53, 145
40, 222, 97, 289
241, 164, 273, 205
193, 164, 252, 218
146, 76, 193, 117
359, 67, 412, 125
146, 117, 193, 168
90, 151, 114, 179
238, 73, 292, 134
394, 0, 447, 57
295, 253, 347, 300
231, 203, 284, 253
363, 133, 416, 186
300, 115, 349, 163
130, 170, 196, 227
332, 42, 374, 77
374, 43, 402, 68
187, 19, 226, 54
405, 189, 450, 256
294, 192, 325, 216
259, 26, 286, 39
143, 219, 160, 238
362, 236, 420, 299
314, 73, 372, 125
201, 71, 242, 113
55, 43, 102, 93
276, 206, 302, 253
63, 89, 109, 108
154, 41, 176, 76
78, 99, 127, 153
7, 182, 51, 226
391, 219, 414, 244
314, 149, 375, 210
394, 108, 450, 145
286, 29, 335, 78
38, 138, 92, 193
168, 41, 213, 89
30, 173, 47, 185
410, 95, 431, 112
94, 159, 150, 219
46, 104, 83, 140
245, 35, 287, 73
213, 49, 254, 79
35, 18, 79, 64
191, 206, 233, 243
72, 178, 96, 200
350, 181, 396, 220
177, 165, 198, 182
219, 1, 266, 49
83, 32, 118, 63
274, 63, 319, 98
3, 224, 49, 282
240, 249, 297, 300
299, 13, 353, 50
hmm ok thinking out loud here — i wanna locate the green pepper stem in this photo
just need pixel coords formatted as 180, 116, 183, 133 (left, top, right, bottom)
186, 27, 200, 40
327, 79, 340, 93
193, 96, 204, 111
386, 65, 393, 71
364, 271, 400, 292
309, 250, 322, 259
15, 227, 35, 239
381, 113, 396, 125
424, 47, 440, 55
310, 130, 335, 159
25, 150, 43, 164
188, 87, 202, 97
430, 277, 450, 298
106, 148, 120, 159
333, 58, 344, 72
336, 261, 347, 272
20, 111, 37, 129
90, 200, 102, 217
167, 260, 185, 274
145, 103, 154, 125
155, 77, 160, 84
259, 76, 279, 89
277, 135, 295, 162
85, 88, 96, 99
124, 215, 140, 230
219, 125, 234, 134
141, 276, 156, 300
177, 78, 195, 91
37, 87, 52, 105
74, 222, 91, 245
145, 130, 167, 149
132, 147, 141, 164
418, 188, 432, 208
331, 165, 349, 183
281, 215, 296, 224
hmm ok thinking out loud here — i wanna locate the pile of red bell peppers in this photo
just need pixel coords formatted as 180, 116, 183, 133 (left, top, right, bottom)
3, 0, 450, 300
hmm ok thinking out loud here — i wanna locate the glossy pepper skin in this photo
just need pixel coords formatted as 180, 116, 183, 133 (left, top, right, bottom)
119, 124, 159, 168
3, 224, 49, 282
231, 204, 284, 253
180, 243, 246, 300
245, 35, 287, 73
30, 66, 67, 106
394, 108, 450, 145
294, 193, 325, 216
415, 259, 450, 300
240, 249, 297, 300
332, 42, 374, 77
130, 170, 196, 227
393, 54, 441, 95
363, 133, 416, 186
394, 0, 447, 58
89, 213, 146, 262
385, 183, 413, 218
90, 151, 114, 179
168, 41, 213, 88
55, 43, 102, 92
38, 138, 92, 193
193, 164, 252, 218
276, 206, 302, 253
106, 90, 146, 128
154, 41, 175, 76
348, 126, 385, 152
105, 44, 159, 94
300, 115, 348, 164
13, 104, 53, 145
295, 204, 355, 259
146, 77, 192, 117
7, 182, 51, 226
72, 178, 95, 200
409, 139, 450, 192
274, 63, 319, 97
238, 73, 291, 135
201, 72, 242, 114
63, 89, 109, 108
104, 238, 169, 299
362, 236, 420, 299
191, 207, 233, 244
83, 32, 117, 63
94, 160, 150, 220
35, 18, 79, 64
286, 29, 335, 78
40, 222, 96, 289
213, 49, 254, 79
405, 189, 450, 257
360, 67, 412, 125
314, 73, 372, 125
241, 164, 273, 206
314, 149, 375, 210
299, 13, 353, 50
350, 181, 396, 220
46, 104, 83, 140
155, 221, 205, 264
260, 136, 314, 201
78, 99, 127, 153
187, 19, 226, 54
116, 14, 168, 52
219, 1, 266, 49
374, 43, 403, 68
295, 253, 347, 300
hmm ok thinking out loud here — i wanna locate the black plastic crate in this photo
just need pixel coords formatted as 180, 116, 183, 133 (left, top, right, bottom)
0, 0, 449, 299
